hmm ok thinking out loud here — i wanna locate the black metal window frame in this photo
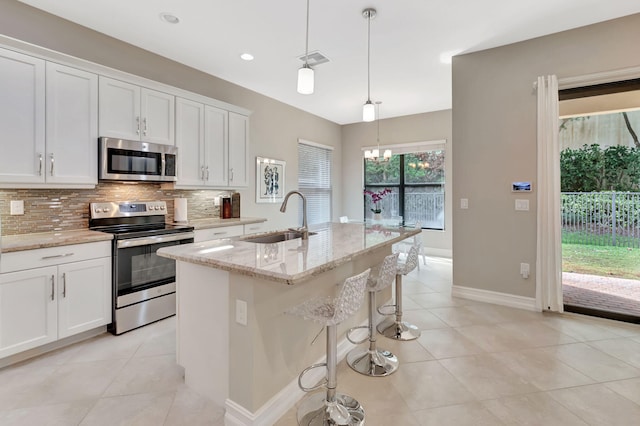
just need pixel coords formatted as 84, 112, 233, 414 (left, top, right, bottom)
363, 155, 444, 230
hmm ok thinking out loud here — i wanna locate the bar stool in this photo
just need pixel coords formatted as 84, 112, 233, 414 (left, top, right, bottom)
346, 253, 399, 377
288, 269, 371, 426
377, 244, 421, 341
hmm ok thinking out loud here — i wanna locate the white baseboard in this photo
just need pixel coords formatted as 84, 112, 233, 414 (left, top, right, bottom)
224, 319, 367, 426
0, 326, 106, 369
423, 247, 452, 258
452, 285, 538, 312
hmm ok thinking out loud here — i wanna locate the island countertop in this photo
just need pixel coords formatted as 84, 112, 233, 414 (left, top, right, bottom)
157, 222, 419, 285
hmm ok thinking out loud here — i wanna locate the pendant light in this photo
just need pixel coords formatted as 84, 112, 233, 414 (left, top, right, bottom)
297, 0, 314, 94
364, 102, 392, 161
362, 8, 376, 122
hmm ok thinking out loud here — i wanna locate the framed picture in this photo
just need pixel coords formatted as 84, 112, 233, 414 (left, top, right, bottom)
512, 181, 532, 192
256, 157, 286, 203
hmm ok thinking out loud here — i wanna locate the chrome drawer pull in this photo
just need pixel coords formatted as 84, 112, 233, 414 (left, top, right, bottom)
41, 252, 74, 260
50, 275, 55, 301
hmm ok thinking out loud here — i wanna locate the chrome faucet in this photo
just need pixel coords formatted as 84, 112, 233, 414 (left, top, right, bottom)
279, 190, 309, 239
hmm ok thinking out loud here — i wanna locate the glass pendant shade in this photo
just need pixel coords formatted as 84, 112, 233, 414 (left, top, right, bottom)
383, 149, 392, 160
297, 65, 314, 94
363, 101, 375, 122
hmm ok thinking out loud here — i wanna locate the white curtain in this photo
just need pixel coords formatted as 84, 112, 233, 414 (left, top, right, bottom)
535, 75, 563, 312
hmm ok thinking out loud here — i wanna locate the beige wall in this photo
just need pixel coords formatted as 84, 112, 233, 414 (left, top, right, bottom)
342, 110, 453, 255
452, 13, 640, 297
0, 0, 342, 232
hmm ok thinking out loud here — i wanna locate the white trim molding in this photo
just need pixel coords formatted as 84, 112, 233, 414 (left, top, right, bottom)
558, 66, 640, 90
452, 285, 538, 312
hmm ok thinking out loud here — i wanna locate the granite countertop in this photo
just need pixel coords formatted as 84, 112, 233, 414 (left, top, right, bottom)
157, 222, 420, 285
1, 229, 113, 253
180, 217, 267, 230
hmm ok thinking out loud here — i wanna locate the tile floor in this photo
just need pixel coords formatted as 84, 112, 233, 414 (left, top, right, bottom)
2, 257, 640, 425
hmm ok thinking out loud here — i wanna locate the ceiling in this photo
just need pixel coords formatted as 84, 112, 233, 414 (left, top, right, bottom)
17, 0, 640, 125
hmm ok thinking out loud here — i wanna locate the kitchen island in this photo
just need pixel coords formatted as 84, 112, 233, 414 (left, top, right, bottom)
157, 221, 420, 425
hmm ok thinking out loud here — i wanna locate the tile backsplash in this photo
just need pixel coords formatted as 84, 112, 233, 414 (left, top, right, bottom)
0, 182, 229, 236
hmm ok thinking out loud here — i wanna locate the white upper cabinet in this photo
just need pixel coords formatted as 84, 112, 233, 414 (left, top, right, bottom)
228, 112, 249, 187
99, 76, 174, 145
0, 49, 98, 186
175, 97, 243, 189
46, 62, 98, 185
0, 48, 46, 183
205, 105, 228, 187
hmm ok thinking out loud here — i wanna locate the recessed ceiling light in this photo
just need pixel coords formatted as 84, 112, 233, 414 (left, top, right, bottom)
159, 13, 180, 24
240, 53, 254, 61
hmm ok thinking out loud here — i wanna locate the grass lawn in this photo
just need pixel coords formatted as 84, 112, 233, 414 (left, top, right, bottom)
562, 243, 640, 280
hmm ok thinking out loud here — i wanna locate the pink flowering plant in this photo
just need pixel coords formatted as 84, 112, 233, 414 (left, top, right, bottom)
364, 188, 391, 214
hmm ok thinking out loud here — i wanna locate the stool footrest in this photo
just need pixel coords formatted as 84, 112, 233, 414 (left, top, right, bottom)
298, 363, 328, 392
376, 304, 396, 316
346, 325, 369, 345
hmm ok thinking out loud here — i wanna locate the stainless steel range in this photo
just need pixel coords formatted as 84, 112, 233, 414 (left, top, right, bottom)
89, 201, 194, 335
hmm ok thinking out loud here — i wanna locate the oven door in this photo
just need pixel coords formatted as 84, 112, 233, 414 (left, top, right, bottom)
114, 233, 194, 308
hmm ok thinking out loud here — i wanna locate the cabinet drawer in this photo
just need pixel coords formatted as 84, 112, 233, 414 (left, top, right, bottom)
244, 222, 267, 235
1, 241, 111, 274
194, 225, 244, 242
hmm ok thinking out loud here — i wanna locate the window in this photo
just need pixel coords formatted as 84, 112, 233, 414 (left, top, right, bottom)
298, 139, 333, 225
364, 143, 445, 230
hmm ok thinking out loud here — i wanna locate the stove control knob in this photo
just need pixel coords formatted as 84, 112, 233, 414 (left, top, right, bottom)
102, 208, 109, 213
154, 206, 159, 210
94, 208, 100, 213
160, 205, 165, 210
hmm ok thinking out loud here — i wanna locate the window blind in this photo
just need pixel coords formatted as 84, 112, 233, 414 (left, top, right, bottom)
298, 140, 333, 225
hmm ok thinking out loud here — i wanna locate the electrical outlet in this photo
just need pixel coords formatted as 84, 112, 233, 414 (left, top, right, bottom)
520, 262, 530, 279
515, 199, 529, 211
214, 196, 220, 206
460, 198, 469, 209
236, 299, 248, 326
10, 200, 24, 215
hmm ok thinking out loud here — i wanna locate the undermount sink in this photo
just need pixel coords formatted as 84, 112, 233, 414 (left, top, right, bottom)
242, 230, 316, 244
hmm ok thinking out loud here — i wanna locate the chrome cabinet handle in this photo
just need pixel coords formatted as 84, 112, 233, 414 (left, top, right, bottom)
41, 252, 74, 260
229, 168, 234, 182
50, 275, 55, 301
50, 153, 55, 176
143, 117, 148, 136
200, 166, 205, 181
38, 154, 43, 176
136, 116, 140, 135
206, 166, 209, 180
62, 273, 66, 298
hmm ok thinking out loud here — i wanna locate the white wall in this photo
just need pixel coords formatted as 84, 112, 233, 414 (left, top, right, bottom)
452, 13, 640, 298
342, 110, 453, 255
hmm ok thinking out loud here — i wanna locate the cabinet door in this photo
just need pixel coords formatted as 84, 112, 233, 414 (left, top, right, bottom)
46, 63, 98, 185
228, 112, 249, 187
204, 105, 228, 187
0, 267, 58, 358
57, 258, 111, 339
98, 77, 141, 140
175, 98, 205, 186
0, 48, 46, 183
141, 88, 174, 145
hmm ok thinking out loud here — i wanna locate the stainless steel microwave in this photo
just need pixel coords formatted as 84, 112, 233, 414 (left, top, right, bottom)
99, 137, 177, 182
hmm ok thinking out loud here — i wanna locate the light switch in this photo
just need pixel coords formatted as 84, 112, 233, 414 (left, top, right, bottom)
515, 199, 529, 211
460, 198, 469, 209
236, 299, 248, 326
10, 200, 24, 215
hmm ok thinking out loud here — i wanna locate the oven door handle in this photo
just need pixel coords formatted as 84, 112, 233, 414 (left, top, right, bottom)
116, 232, 195, 249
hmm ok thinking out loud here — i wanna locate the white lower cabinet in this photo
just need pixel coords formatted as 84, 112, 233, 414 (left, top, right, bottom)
0, 242, 111, 359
